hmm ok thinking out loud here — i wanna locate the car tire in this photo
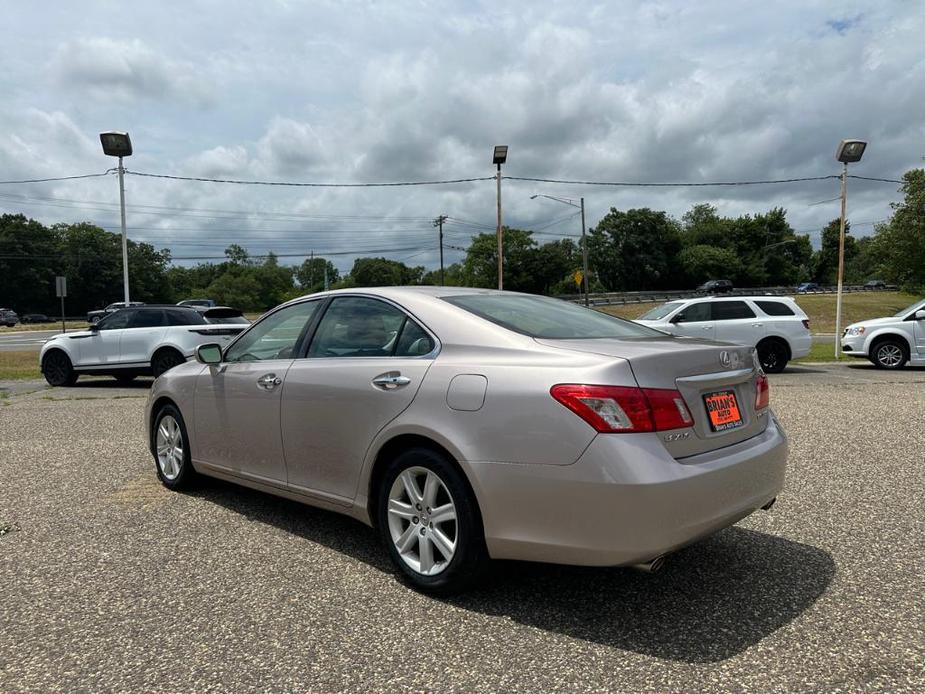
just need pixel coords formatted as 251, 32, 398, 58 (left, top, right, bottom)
41, 350, 78, 387
152, 404, 198, 490
89, 316, 100, 325
377, 447, 488, 595
151, 349, 185, 377
870, 338, 908, 370
757, 338, 789, 374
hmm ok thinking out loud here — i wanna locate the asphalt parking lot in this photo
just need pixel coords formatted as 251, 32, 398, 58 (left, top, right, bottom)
1, 364, 923, 692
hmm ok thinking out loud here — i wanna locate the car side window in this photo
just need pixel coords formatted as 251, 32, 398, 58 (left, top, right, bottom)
754, 301, 795, 317
127, 310, 167, 329
97, 310, 132, 330
225, 301, 321, 362
712, 301, 756, 320
672, 302, 711, 323
165, 309, 205, 326
308, 297, 430, 358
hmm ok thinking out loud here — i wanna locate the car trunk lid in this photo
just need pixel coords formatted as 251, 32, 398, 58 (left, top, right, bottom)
537, 336, 769, 459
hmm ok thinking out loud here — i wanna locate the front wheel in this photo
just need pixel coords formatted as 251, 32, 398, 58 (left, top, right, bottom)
871, 339, 907, 369
42, 350, 78, 387
377, 448, 488, 595
152, 404, 198, 490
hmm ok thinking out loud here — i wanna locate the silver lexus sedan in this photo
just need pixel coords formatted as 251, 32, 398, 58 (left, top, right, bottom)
146, 287, 787, 593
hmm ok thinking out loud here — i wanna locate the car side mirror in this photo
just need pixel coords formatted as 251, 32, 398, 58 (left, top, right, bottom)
196, 343, 223, 365
916, 310, 925, 321
671, 314, 685, 324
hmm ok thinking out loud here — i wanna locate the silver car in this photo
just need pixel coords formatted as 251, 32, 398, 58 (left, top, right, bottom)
146, 287, 787, 593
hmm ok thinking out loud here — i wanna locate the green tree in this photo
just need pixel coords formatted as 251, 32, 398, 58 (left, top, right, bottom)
252, 253, 296, 309
812, 219, 857, 285
0, 214, 62, 313
678, 245, 744, 285
462, 228, 537, 290
350, 257, 423, 286
587, 208, 682, 291
421, 262, 464, 286
871, 168, 925, 289
295, 256, 340, 292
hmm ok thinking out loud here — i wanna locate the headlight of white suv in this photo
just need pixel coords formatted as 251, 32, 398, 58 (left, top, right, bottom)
845, 326, 865, 336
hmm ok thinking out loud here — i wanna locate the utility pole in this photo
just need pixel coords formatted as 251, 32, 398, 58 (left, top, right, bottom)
433, 215, 448, 285
580, 197, 589, 306
309, 250, 314, 292
835, 162, 848, 359
492, 146, 508, 290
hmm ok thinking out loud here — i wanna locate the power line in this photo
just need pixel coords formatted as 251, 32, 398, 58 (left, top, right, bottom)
0, 171, 113, 185
502, 174, 843, 187
847, 175, 904, 184
125, 170, 495, 187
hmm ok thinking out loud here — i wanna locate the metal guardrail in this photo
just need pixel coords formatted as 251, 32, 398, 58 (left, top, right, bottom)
560, 285, 898, 306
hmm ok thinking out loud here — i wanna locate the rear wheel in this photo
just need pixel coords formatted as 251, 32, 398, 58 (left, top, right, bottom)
152, 349, 185, 377
42, 350, 78, 387
871, 339, 907, 369
757, 338, 789, 374
152, 404, 198, 490
377, 448, 488, 595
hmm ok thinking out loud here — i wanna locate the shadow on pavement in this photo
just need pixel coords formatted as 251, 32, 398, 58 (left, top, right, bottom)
197, 479, 835, 663
64, 377, 155, 389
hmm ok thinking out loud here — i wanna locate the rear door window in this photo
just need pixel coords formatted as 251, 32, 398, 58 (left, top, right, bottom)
712, 301, 756, 320
165, 309, 205, 326
308, 297, 433, 357
754, 301, 795, 316
127, 310, 167, 329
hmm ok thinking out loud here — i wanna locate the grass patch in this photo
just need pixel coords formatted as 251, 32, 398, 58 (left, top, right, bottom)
0, 351, 42, 380
0, 321, 86, 333
597, 291, 920, 333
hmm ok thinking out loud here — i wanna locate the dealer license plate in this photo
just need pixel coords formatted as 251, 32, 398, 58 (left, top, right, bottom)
703, 390, 744, 432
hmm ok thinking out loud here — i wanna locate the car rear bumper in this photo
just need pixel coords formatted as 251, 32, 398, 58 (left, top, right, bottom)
790, 334, 812, 359
468, 415, 787, 566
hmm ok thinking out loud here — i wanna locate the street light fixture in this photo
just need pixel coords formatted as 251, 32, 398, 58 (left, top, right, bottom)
99, 131, 133, 305
834, 138, 867, 359
530, 194, 590, 306
493, 145, 508, 290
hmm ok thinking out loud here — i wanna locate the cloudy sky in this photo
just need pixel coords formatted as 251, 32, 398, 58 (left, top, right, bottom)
1, 0, 923, 272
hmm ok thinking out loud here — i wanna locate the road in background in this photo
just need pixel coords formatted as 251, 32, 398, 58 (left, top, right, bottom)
0, 330, 61, 352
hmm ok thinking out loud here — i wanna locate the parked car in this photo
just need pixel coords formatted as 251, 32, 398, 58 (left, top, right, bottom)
86, 301, 145, 324
796, 282, 820, 293
40, 305, 250, 386
21, 313, 51, 324
177, 299, 217, 308
696, 279, 733, 294
840, 298, 925, 369
0, 308, 18, 327
635, 296, 811, 373
145, 287, 787, 594
864, 280, 887, 290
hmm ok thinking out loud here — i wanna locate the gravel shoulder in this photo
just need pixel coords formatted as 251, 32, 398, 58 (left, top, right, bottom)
1, 366, 923, 692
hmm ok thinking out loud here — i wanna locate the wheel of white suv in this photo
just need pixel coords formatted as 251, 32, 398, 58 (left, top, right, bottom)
41, 349, 78, 387
377, 448, 488, 595
871, 339, 908, 370
757, 338, 789, 374
152, 349, 185, 377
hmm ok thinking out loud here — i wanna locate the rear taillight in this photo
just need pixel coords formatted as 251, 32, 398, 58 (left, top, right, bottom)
801, 319, 810, 330
550, 384, 693, 433
755, 374, 770, 410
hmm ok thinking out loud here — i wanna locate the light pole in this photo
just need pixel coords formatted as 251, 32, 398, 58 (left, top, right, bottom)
99, 131, 133, 305
834, 139, 867, 359
530, 194, 590, 306
493, 145, 508, 290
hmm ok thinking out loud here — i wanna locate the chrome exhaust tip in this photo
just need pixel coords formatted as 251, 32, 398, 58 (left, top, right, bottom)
761, 497, 777, 511
631, 555, 666, 573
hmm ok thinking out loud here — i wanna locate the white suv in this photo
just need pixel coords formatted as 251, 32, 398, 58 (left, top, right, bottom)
841, 298, 925, 369
40, 305, 250, 386
635, 296, 811, 373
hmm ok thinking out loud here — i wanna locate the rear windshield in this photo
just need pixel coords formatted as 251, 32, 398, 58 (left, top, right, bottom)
203, 309, 250, 325
443, 294, 663, 339
638, 302, 682, 320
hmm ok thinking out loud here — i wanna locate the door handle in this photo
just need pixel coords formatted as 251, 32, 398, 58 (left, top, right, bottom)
257, 373, 282, 390
372, 371, 411, 390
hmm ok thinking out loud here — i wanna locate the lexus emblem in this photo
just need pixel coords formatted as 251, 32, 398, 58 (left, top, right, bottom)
719, 350, 741, 369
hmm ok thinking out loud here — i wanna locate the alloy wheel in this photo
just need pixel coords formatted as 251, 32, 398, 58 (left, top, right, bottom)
43, 351, 73, 386
155, 415, 184, 481
876, 344, 903, 368
387, 466, 458, 576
